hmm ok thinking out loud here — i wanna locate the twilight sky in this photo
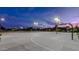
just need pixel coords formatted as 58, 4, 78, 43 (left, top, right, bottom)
0, 7, 79, 28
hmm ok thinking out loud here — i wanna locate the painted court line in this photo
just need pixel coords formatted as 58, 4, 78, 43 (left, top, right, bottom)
30, 34, 67, 50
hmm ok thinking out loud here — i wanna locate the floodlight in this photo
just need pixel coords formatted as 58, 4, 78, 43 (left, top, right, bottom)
34, 22, 38, 26
0, 18, 5, 21
20, 26, 23, 29
54, 17, 61, 24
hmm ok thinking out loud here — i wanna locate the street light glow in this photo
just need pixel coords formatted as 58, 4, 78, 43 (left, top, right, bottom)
0, 18, 5, 21
34, 22, 38, 26
54, 17, 61, 24
20, 26, 24, 29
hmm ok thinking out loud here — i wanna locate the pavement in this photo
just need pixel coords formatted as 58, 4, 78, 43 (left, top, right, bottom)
0, 31, 79, 51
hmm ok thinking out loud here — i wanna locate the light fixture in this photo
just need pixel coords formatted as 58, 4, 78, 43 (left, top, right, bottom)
34, 22, 38, 26
0, 18, 5, 21
54, 16, 61, 24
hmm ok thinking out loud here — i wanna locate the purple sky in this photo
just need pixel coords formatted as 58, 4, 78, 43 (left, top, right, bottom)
0, 7, 79, 28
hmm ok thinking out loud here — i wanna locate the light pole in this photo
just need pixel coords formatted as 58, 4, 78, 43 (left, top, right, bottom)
0, 17, 5, 40
33, 22, 38, 31
54, 16, 61, 34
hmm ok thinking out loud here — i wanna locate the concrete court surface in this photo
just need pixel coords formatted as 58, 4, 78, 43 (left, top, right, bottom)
0, 31, 79, 51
